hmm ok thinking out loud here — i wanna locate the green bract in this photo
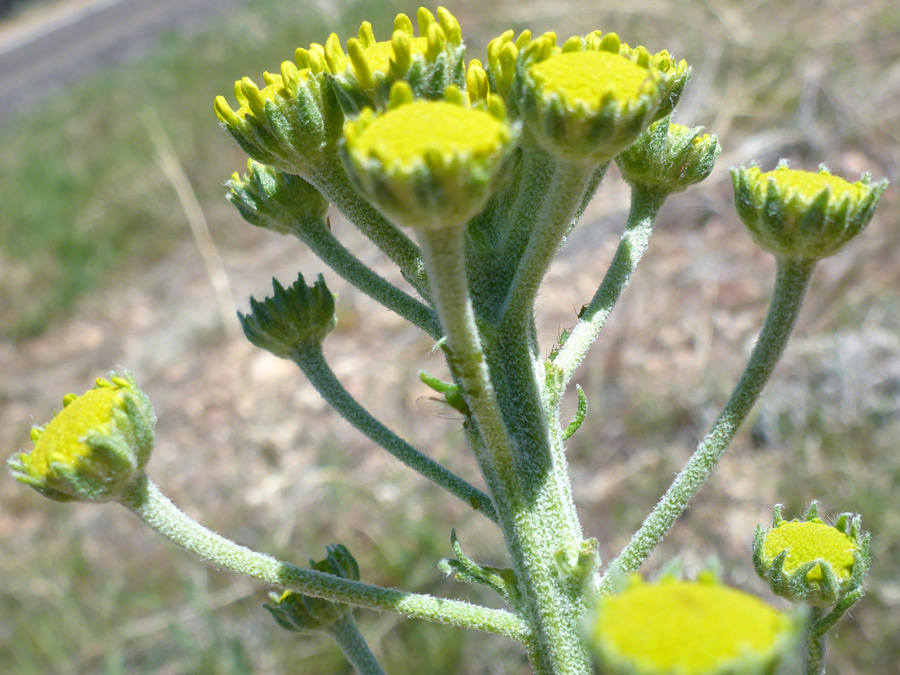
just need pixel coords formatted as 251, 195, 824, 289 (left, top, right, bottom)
616, 117, 721, 195
239, 273, 337, 357
265, 544, 360, 632
9, 373, 156, 503
753, 503, 870, 607
341, 81, 519, 229
731, 163, 887, 260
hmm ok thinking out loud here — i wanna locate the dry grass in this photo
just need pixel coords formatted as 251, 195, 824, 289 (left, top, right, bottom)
2, 0, 899, 672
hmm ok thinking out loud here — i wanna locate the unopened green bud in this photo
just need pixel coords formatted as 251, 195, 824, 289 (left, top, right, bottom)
9, 373, 156, 503
731, 163, 887, 260
226, 160, 329, 235
341, 81, 519, 230
239, 273, 337, 358
753, 502, 870, 607
265, 544, 360, 632
616, 117, 720, 194
518, 33, 672, 165
588, 575, 802, 675
325, 7, 466, 114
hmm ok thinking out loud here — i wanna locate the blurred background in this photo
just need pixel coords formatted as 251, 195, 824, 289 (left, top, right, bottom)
1, 0, 898, 672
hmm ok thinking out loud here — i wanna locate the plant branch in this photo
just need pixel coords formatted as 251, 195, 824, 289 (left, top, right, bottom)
119, 474, 528, 641
311, 160, 429, 299
290, 215, 440, 338
292, 344, 498, 523
552, 185, 666, 397
499, 161, 598, 328
327, 613, 387, 675
597, 257, 817, 592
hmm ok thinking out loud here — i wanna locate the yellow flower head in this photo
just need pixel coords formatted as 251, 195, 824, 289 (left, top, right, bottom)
341, 81, 518, 229
325, 7, 466, 113
732, 162, 887, 260
9, 373, 156, 503
213, 55, 343, 178
753, 502, 870, 607
589, 576, 800, 675
518, 32, 671, 164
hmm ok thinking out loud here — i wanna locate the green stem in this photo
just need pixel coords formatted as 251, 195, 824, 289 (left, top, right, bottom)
417, 226, 591, 674
416, 226, 518, 486
292, 344, 498, 523
500, 161, 597, 328
290, 216, 440, 338
598, 257, 816, 592
804, 607, 827, 675
118, 474, 528, 641
327, 614, 387, 675
498, 141, 555, 263
552, 185, 667, 397
310, 160, 429, 299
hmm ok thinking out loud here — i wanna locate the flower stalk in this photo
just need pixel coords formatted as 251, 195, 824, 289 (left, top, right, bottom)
598, 257, 816, 591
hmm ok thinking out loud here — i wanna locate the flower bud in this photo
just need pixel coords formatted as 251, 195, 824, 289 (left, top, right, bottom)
518, 32, 672, 165
265, 544, 360, 632
340, 81, 519, 230
239, 273, 337, 358
616, 116, 720, 194
9, 373, 156, 503
226, 160, 329, 236
731, 162, 887, 260
753, 502, 870, 607
214, 63, 343, 178
326, 7, 466, 114
588, 575, 802, 675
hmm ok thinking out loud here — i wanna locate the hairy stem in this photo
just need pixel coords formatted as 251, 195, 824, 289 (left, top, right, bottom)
328, 614, 387, 675
804, 607, 827, 675
598, 257, 816, 591
500, 161, 599, 328
310, 160, 429, 299
290, 216, 440, 338
418, 225, 592, 674
552, 185, 666, 396
119, 474, 529, 641
292, 344, 498, 523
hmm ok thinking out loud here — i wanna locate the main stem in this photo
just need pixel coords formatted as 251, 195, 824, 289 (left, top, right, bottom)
118, 474, 530, 641
417, 226, 591, 674
598, 257, 816, 591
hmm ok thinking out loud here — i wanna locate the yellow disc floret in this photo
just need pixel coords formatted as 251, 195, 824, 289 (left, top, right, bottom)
763, 520, 857, 582
28, 384, 122, 476
529, 50, 652, 110
759, 166, 866, 205
591, 578, 795, 674
352, 101, 509, 171
362, 37, 429, 75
